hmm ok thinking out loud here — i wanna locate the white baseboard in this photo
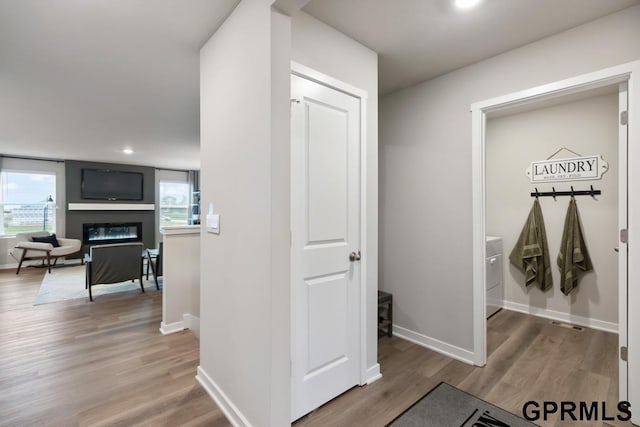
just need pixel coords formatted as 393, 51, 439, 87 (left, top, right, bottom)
184, 314, 200, 338
0, 262, 18, 270
160, 313, 200, 336
501, 301, 618, 334
392, 325, 476, 365
159, 320, 186, 335
364, 363, 382, 385
196, 366, 254, 427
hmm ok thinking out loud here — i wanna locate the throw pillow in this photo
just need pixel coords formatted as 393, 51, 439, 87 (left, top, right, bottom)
31, 234, 61, 247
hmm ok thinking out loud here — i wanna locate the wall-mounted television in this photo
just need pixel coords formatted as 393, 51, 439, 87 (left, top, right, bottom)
81, 168, 144, 201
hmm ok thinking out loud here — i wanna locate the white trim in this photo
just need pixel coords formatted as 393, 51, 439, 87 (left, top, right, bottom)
184, 313, 200, 338
619, 81, 629, 402
68, 203, 155, 211
393, 325, 476, 365
358, 79, 369, 386
160, 225, 201, 235
470, 62, 634, 112
291, 62, 368, 100
196, 366, 254, 427
365, 364, 382, 385
159, 313, 200, 336
501, 302, 618, 334
627, 61, 640, 419
290, 64, 371, 389
0, 262, 18, 270
471, 107, 486, 367
159, 320, 186, 335
471, 60, 640, 372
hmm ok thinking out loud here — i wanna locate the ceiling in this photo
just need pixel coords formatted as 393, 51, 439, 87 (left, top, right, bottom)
1, 1, 638, 170
303, 0, 640, 95
0, 0, 239, 170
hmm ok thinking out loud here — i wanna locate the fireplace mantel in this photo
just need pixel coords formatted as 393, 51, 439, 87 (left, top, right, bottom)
68, 203, 155, 211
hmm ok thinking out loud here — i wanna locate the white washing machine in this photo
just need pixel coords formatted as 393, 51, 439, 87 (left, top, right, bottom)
486, 236, 503, 318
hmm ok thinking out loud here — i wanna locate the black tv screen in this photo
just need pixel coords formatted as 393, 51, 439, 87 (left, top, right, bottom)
81, 169, 144, 201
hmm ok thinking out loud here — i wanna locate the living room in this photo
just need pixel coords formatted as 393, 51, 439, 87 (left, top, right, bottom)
0, 157, 198, 264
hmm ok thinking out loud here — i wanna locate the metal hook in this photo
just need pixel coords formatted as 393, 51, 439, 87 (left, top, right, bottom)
552, 187, 557, 201
590, 185, 596, 198
534, 187, 539, 199
571, 186, 575, 197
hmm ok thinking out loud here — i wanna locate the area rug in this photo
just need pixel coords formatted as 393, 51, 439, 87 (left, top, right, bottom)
387, 382, 536, 427
34, 265, 161, 305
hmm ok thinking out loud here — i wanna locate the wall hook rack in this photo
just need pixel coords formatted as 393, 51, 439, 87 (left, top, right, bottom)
530, 186, 601, 198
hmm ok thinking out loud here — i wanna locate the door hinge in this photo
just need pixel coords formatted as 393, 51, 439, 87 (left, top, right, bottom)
621, 228, 628, 244
621, 346, 628, 362
621, 111, 628, 126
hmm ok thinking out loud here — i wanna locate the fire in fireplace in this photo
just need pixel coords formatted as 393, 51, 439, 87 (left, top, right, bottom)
82, 222, 142, 245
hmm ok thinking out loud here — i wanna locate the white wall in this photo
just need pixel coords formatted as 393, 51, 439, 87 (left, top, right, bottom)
269, 7, 291, 426
160, 226, 200, 335
380, 6, 640, 353
0, 157, 66, 268
486, 92, 619, 326
291, 11, 379, 372
198, 1, 290, 426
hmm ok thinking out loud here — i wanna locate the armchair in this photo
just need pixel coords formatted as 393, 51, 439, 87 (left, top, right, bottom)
10, 232, 82, 274
85, 242, 145, 301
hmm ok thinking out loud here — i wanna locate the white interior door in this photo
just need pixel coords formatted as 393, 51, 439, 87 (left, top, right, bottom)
619, 82, 629, 402
290, 73, 361, 421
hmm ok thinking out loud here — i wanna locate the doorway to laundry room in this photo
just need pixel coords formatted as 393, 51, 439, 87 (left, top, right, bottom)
471, 61, 640, 424
478, 79, 629, 423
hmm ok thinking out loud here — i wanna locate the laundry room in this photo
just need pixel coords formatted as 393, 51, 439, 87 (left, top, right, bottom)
485, 86, 620, 331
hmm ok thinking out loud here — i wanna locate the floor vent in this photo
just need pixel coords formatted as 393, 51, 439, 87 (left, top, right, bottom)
550, 320, 583, 331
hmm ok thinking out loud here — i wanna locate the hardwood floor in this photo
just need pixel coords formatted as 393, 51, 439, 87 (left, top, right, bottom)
295, 309, 627, 427
1, 268, 626, 426
0, 267, 229, 427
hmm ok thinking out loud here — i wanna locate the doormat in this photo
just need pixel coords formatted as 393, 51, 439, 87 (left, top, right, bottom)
387, 382, 537, 427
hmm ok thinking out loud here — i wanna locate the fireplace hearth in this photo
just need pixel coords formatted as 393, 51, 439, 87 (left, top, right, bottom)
82, 222, 143, 246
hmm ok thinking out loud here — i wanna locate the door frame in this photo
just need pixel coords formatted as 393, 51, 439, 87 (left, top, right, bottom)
470, 60, 640, 404
290, 61, 370, 386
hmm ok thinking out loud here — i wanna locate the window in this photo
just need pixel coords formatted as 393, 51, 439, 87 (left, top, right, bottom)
0, 171, 56, 236
159, 181, 190, 227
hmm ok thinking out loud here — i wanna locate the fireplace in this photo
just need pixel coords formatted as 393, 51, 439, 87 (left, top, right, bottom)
82, 222, 143, 246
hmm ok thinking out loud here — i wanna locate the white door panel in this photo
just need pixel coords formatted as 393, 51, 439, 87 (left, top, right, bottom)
306, 100, 348, 243
291, 74, 361, 421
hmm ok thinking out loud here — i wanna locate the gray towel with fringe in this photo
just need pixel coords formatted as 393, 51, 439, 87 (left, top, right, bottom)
509, 199, 553, 291
558, 196, 593, 295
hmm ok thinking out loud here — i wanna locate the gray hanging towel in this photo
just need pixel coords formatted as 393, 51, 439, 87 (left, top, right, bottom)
509, 199, 553, 291
557, 196, 593, 295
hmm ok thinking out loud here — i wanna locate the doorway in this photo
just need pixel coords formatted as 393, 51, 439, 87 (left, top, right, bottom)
471, 61, 640, 420
289, 64, 369, 421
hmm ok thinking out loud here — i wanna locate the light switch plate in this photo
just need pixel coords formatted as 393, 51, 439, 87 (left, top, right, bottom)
206, 213, 220, 234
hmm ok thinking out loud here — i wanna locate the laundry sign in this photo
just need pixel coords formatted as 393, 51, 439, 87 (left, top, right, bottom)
526, 155, 608, 183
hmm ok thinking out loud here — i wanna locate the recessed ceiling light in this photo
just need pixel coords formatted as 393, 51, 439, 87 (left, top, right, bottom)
455, 0, 481, 9
123, 148, 134, 155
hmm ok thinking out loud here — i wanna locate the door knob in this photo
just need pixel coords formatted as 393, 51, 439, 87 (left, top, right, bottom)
349, 251, 361, 262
